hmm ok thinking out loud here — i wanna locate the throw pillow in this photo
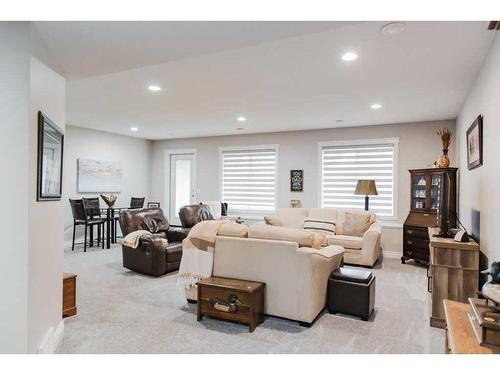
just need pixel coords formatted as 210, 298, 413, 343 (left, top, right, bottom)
303, 219, 336, 236
343, 212, 372, 237
311, 232, 326, 250
264, 216, 283, 226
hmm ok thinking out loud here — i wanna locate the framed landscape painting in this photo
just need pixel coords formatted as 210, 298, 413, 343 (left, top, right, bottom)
466, 115, 483, 170
77, 159, 122, 193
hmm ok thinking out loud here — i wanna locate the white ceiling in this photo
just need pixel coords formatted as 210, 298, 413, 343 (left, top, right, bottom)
34, 21, 494, 140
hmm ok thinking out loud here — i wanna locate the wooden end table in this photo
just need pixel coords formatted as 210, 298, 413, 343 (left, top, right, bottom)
197, 276, 265, 332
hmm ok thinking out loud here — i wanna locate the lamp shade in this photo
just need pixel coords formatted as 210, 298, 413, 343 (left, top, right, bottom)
354, 180, 378, 196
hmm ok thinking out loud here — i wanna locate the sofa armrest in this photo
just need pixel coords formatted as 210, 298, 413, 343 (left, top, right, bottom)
362, 222, 381, 246
295, 246, 344, 322
166, 228, 189, 243
360, 221, 382, 264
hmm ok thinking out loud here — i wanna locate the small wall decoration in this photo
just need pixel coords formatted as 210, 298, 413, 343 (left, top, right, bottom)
290, 170, 303, 192
466, 115, 483, 170
37, 111, 64, 201
78, 159, 122, 193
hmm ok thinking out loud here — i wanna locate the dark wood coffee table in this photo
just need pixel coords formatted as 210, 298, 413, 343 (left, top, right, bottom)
197, 276, 265, 332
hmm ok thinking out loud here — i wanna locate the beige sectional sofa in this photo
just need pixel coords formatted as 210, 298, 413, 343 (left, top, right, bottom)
273, 208, 382, 267
183, 226, 344, 325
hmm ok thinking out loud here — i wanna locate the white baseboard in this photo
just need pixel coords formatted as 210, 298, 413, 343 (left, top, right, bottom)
38, 320, 64, 354
382, 250, 402, 259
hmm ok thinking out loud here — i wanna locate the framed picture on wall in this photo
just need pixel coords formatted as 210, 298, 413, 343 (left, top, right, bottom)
37, 111, 64, 201
466, 115, 483, 170
290, 170, 303, 192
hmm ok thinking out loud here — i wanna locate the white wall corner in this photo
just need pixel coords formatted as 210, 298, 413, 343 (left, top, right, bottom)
38, 320, 64, 354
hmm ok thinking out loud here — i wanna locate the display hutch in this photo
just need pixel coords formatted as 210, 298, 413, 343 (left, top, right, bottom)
401, 167, 457, 264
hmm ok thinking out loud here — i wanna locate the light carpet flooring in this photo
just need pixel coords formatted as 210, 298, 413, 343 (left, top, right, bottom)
57, 244, 444, 354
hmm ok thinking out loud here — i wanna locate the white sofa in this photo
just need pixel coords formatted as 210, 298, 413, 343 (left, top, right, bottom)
184, 233, 344, 325
273, 208, 382, 267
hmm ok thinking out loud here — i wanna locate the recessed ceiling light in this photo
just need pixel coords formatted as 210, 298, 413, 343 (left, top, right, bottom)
237, 116, 246, 122
341, 52, 358, 61
381, 22, 406, 36
130, 127, 138, 132
148, 85, 162, 92
236, 127, 245, 130
370, 104, 382, 109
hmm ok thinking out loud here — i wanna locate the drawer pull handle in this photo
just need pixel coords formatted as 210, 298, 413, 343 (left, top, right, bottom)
407, 240, 413, 245
407, 230, 413, 235
214, 302, 238, 313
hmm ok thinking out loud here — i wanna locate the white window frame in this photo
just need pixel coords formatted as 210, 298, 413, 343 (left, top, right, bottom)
219, 144, 279, 218
317, 138, 399, 221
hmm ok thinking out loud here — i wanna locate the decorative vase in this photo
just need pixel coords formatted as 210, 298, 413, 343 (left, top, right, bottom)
100, 194, 117, 208
437, 149, 450, 168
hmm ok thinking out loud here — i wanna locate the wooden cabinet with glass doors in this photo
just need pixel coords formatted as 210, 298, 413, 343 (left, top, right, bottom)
402, 168, 457, 264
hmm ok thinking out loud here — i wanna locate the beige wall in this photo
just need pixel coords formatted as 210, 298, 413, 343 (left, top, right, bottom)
28, 57, 66, 353
456, 35, 499, 265
0, 22, 30, 354
151, 119, 456, 253
63, 125, 153, 243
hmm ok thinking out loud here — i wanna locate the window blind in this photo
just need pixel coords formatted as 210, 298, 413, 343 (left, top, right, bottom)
221, 147, 277, 215
320, 143, 395, 217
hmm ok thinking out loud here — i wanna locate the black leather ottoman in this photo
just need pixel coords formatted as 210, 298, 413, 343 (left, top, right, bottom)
327, 267, 375, 321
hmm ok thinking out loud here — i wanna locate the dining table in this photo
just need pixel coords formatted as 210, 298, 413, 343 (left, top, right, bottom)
99, 207, 129, 249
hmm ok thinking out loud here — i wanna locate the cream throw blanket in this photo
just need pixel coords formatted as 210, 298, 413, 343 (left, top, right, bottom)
122, 230, 152, 249
122, 230, 169, 248
178, 220, 224, 288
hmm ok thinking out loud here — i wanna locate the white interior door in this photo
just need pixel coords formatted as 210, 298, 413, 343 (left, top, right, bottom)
169, 153, 196, 225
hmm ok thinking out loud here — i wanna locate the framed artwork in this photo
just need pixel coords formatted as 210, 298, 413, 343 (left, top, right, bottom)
77, 159, 122, 193
290, 170, 303, 192
148, 202, 161, 208
466, 115, 483, 170
37, 111, 64, 201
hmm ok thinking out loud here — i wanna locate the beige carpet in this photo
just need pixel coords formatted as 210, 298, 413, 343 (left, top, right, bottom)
57, 244, 444, 353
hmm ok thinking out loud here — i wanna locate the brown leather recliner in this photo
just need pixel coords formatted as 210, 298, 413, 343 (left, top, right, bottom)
178, 204, 214, 234
119, 208, 187, 276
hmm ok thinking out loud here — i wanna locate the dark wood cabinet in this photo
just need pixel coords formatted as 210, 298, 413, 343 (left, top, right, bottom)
401, 168, 457, 265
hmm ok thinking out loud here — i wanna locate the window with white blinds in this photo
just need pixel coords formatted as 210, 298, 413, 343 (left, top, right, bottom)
220, 146, 278, 215
320, 140, 398, 218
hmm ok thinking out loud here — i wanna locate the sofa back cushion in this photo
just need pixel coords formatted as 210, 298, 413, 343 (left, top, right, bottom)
218, 222, 248, 238
276, 208, 308, 228
248, 223, 314, 248
307, 208, 338, 223
119, 208, 169, 236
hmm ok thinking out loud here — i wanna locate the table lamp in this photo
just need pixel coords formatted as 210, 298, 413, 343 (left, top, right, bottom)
354, 180, 378, 211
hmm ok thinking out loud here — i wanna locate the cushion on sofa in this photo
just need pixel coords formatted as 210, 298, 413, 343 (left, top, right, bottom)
307, 208, 338, 223
343, 211, 372, 237
303, 219, 336, 236
248, 223, 315, 248
264, 216, 283, 226
311, 232, 326, 250
327, 234, 363, 250
218, 222, 248, 238
276, 208, 308, 228
335, 209, 376, 235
